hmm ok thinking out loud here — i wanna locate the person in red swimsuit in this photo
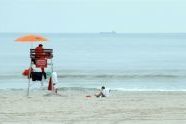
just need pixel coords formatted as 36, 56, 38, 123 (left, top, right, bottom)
35, 44, 44, 58
34, 44, 45, 73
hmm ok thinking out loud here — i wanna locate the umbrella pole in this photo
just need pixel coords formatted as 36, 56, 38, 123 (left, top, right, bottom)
27, 59, 32, 96
27, 45, 33, 97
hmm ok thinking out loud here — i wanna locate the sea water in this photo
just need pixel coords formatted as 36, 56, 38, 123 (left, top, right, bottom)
0, 33, 186, 91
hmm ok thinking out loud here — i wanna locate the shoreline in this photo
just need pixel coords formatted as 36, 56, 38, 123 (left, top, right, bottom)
1, 87, 186, 92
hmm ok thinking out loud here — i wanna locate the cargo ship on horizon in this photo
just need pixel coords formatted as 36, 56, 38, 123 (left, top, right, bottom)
100, 30, 117, 34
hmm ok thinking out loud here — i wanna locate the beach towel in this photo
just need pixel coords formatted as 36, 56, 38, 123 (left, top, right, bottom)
52, 72, 58, 83
31, 72, 42, 81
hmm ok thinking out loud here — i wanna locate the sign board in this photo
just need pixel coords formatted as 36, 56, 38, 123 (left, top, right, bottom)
36, 59, 47, 68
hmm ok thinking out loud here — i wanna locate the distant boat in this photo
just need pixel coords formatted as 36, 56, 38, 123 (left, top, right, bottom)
100, 30, 117, 34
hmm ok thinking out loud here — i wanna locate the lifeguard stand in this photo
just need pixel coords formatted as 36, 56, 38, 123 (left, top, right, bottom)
27, 49, 53, 96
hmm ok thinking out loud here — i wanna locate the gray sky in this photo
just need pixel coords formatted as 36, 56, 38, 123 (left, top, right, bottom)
0, 0, 186, 33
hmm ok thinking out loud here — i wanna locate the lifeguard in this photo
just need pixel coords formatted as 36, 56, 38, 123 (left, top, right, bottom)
35, 44, 44, 58
34, 44, 45, 72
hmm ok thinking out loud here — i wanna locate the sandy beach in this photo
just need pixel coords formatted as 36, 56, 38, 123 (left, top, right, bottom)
0, 89, 186, 124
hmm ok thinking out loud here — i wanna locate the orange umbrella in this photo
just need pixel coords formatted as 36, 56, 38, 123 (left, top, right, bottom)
16, 34, 47, 42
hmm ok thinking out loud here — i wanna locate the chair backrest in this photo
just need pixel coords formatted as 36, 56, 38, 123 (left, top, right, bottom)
30, 49, 53, 59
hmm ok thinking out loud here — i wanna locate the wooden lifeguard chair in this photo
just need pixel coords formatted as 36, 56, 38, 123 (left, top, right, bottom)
27, 49, 53, 96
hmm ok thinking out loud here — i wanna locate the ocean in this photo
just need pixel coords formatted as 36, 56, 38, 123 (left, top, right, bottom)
0, 33, 186, 91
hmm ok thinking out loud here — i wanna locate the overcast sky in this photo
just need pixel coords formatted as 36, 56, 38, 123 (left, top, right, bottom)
0, 0, 186, 33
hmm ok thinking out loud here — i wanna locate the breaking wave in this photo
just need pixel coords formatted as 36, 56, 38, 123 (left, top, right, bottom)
0, 72, 186, 80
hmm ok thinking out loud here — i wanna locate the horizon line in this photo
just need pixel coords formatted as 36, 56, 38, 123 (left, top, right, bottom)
0, 32, 186, 34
